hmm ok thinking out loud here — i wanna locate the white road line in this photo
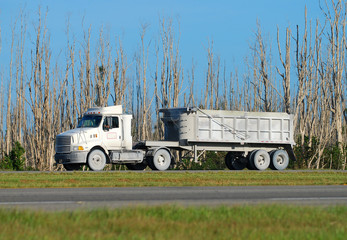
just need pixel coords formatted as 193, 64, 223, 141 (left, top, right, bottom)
269, 197, 347, 201
0, 201, 84, 205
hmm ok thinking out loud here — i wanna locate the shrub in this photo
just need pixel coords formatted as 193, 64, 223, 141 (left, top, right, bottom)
293, 135, 346, 169
0, 141, 26, 171
174, 151, 226, 170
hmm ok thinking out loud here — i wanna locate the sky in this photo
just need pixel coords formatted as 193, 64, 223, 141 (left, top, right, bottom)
0, 0, 326, 94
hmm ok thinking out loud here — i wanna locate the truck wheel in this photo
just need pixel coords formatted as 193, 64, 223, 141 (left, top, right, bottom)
63, 164, 82, 171
126, 162, 147, 171
251, 150, 270, 171
87, 149, 106, 171
225, 152, 246, 170
151, 149, 171, 171
247, 151, 256, 170
224, 152, 234, 170
233, 156, 247, 170
146, 157, 155, 170
270, 150, 289, 170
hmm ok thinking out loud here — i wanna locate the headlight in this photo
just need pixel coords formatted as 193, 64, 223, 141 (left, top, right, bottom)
73, 146, 84, 151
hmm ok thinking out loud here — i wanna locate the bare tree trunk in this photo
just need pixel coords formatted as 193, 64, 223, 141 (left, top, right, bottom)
5, 21, 17, 154
113, 40, 128, 107
322, 0, 346, 168
277, 27, 291, 114
136, 24, 153, 140
293, 8, 311, 146
256, 24, 271, 112
0, 78, 4, 154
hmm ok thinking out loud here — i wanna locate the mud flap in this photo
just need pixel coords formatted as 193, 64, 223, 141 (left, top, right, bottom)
284, 145, 297, 162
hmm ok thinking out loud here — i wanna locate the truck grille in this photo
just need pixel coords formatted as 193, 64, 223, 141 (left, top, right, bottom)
56, 136, 71, 153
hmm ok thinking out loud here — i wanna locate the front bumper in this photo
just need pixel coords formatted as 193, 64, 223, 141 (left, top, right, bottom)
55, 151, 88, 164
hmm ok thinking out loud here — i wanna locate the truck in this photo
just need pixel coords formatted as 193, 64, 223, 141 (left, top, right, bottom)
55, 105, 296, 171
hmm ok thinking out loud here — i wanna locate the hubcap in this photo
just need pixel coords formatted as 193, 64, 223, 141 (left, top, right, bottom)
276, 156, 284, 165
157, 155, 165, 166
92, 155, 102, 166
257, 155, 265, 165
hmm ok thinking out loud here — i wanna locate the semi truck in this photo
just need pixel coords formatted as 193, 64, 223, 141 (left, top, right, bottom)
55, 105, 296, 171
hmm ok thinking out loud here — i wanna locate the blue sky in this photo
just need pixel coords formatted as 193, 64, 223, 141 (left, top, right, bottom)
0, 0, 325, 92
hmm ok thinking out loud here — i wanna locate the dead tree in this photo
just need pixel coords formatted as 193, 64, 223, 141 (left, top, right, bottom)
321, 0, 346, 168
277, 27, 291, 114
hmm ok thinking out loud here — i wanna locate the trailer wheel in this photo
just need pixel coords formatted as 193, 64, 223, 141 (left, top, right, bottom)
233, 156, 248, 170
247, 151, 257, 170
251, 150, 270, 171
225, 152, 246, 170
126, 162, 147, 171
87, 149, 106, 171
270, 150, 289, 170
224, 152, 234, 170
151, 149, 171, 171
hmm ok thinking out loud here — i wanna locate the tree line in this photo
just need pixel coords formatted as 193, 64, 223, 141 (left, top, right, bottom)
0, 1, 346, 170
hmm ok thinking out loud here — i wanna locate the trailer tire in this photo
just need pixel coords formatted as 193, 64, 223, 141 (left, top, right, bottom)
151, 149, 171, 171
247, 151, 257, 170
225, 152, 234, 170
270, 150, 289, 170
87, 149, 106, 171
251, 150, 270, 171
233, 156, 248, 170
225, 152, 247, 170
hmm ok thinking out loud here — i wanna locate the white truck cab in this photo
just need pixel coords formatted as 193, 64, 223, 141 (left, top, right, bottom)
55, 105, 143, 171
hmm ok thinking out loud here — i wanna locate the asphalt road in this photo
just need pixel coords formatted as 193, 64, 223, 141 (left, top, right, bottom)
0, 185, 347, 210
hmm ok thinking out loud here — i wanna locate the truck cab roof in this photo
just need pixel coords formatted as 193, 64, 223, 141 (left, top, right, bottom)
85, 105, 123, 115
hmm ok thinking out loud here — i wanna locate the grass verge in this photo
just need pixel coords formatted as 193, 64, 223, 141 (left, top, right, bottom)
0, 170, 346, 188
0, 205, 346, 240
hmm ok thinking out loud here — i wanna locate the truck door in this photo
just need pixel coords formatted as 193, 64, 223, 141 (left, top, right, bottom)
102, 116, 122, 150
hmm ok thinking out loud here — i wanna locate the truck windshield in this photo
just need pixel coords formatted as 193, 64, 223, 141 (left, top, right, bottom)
77, 115, 102, 128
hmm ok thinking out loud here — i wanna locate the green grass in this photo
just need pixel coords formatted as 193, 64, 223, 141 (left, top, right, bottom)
0, 170, 346, 188
1, 172, 346, 239
0, 205, 346, 240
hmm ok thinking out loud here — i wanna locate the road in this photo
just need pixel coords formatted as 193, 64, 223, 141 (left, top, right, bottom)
0, 185, 347, 210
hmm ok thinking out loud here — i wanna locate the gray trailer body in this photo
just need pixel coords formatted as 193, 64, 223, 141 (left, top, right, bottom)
161, 108, 294, 145
144, 107, 296, 165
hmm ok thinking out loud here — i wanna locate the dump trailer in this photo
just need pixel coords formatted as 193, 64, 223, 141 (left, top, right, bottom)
55, 105, 296, 171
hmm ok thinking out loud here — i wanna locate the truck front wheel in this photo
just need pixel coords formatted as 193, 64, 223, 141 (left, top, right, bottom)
150, 149, 171, 171
87, 149, 106, 171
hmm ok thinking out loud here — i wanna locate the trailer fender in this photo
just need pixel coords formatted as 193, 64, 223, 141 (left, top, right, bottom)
284, 145, 297, 162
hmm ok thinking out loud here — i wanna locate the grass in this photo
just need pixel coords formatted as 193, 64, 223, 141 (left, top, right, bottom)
1, 171, 346, 239
0, 170, 346, 188
0, 205, 346, 239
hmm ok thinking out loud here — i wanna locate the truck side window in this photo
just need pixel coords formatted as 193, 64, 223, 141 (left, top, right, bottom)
103, 117, 111, 131
112, 117, 119, 128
